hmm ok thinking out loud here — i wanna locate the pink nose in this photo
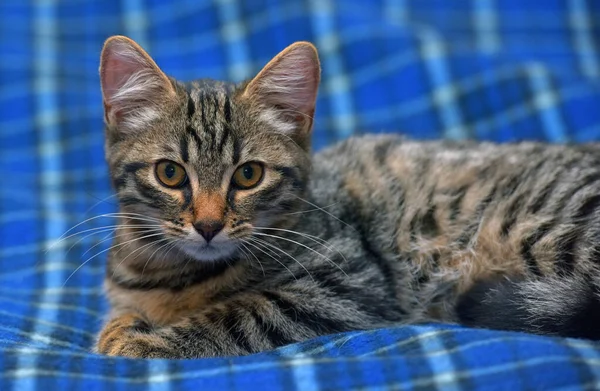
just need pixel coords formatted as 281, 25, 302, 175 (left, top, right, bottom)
193, 220, 224, 243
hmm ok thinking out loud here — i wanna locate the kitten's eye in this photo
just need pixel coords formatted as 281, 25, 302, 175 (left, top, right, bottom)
155, 161, 187, 188
232, 162, 264, 189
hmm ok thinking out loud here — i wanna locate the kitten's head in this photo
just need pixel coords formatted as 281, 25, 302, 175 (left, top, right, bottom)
100, 36, 319, 263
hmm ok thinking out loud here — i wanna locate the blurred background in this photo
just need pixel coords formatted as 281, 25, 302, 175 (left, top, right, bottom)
2, 0, 600, 288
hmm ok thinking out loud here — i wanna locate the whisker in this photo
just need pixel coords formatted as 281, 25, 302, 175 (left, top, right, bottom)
245, 235, 281, 259
104, 212, 161, 218
142, 237, 176, 278
83, 193, 119, 215
65, 227, 118, 255
105, 213, 163, 224
250, 236, 315, 282
283, 201, 340, 216
290, 194, 355, 231
252, 236, 322, 281
243, 238, 298, 281
111, 237, 172, 281
271, 127, 308, 152
114, 235, 168, 266
48, 224, 162, 253
61, 231, 165, 287
236, 243, 251, 261
146, 237, 176, 263
78, 230, 115, 257
59, 225, 160, 252
81, 228, 162, 258
161, 239, 180, 265
252, 232, 346, 277
49, 213, 162, 251
239, 242, 265, 277
178, 255, 193, 281
253, 226, 348, 276
254, 226, 328, 245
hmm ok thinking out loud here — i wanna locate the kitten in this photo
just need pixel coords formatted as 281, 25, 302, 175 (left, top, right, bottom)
96, 36, 600, 358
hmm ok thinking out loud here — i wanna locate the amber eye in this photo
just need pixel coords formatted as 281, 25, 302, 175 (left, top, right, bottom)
232, 162, 264, 189
155, 161, 187, 188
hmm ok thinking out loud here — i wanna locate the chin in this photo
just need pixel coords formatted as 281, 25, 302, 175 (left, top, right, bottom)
178, 241, 239, 262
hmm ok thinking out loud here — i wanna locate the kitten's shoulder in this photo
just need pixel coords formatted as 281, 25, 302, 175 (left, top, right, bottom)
315, 134, 600, 159
313, 133, 470, 161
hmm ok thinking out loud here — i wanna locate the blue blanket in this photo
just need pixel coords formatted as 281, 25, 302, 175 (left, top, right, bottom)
2, 0, 600, 389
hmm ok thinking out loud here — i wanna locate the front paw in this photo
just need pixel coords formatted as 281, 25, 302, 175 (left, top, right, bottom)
96, 314, 173, 358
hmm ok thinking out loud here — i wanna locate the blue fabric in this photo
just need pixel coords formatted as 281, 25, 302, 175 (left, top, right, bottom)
2, 0, 600, 389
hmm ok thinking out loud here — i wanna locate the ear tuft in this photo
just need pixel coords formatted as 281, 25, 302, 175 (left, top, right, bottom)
100, 36, 176, 133
243, 42, 320, 144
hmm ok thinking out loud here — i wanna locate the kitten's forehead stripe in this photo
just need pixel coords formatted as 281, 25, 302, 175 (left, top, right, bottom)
199, 91, 209, 133
223, 95, 232, 123
187, 94, 195, 118
186, 125, 202, 151
182, 81, 240, 166
217, 124, 231, 156
232, 138, 241, 165
179, 137, 189, 163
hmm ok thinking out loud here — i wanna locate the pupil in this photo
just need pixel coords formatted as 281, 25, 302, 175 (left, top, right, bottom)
243, 165, 254, 180
165, 164, 175, 179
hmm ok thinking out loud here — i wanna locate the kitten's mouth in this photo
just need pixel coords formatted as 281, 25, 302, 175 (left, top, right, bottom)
178, 240, 239, 262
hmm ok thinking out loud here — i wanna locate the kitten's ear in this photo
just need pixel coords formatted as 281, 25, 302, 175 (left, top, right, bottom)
243, 42, 320, 148
99, 36, 177, 133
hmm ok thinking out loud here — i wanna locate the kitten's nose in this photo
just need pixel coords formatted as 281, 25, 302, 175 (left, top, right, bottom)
193, 220, 224, 243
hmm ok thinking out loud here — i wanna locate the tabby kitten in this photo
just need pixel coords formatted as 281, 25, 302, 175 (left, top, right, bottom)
96, 36, 600, 359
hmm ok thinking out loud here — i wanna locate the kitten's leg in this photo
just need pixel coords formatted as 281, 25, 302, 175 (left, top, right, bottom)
456, 274, 600, 339
96, 288, 385, 358
96, 313, 178, 358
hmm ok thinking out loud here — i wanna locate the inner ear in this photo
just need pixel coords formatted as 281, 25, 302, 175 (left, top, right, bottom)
243, 42, 320, 144
99, 35, 176, 133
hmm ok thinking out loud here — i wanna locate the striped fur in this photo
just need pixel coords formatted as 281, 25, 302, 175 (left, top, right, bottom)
97, 36, 600, 359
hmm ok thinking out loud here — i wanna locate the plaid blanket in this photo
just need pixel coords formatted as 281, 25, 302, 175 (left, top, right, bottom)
2, 0, 600, 389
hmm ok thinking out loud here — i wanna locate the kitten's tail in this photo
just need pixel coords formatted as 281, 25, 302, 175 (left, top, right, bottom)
456, 274, 600, 340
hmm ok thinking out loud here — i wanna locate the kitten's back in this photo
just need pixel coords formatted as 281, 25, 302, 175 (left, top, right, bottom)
309, 135, 600, 335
